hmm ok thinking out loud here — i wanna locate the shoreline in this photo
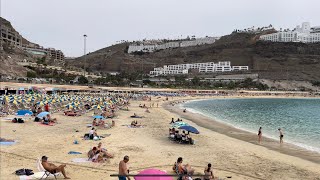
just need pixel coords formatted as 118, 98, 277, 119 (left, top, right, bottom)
164, 97, 320, 164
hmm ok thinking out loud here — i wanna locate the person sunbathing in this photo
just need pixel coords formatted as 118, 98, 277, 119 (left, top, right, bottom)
98, 118, 105, 127
97, 142, 114, 158
131, 113, 142, 118
131, 120, 138, 127
92, 118, 98, 126
174, 157, 194, 176
88, 147, 98, 160
41, 156, 70, 179
145, 108, 150, 113
91, 150, 105, 163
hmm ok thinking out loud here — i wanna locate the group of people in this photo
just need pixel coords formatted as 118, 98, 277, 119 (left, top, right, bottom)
87, 142, 114, 163
170, 117, 183, 124
92, 118, 106, 128
169, 128, 194, 145
258, 127, 284, 144
41, 114, 57, 124
31, 103, 49, 116
172, 157, 214, 180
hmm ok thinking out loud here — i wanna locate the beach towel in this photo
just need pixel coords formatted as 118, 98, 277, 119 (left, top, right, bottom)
71, 158, 92, 163
68, 151, 82, 154
127, 125, 144, 128
86, 124, 92, 127
100, 134, 111, 137
19, 175, 34, 180
0, 141, 16, 145
38, 122, 54, 126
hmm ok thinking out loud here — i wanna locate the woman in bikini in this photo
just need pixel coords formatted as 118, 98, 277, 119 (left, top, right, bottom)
258, 127, 262, 144
204, 163, 214, 180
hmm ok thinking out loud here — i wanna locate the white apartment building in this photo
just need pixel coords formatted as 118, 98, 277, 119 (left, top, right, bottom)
260, 22, 320, 43
128, 37, 218, 53
150, 61, 249, 76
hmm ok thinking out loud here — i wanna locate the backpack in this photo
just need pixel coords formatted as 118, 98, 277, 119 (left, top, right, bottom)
15, 169, 34, 176
34, 117, 40, 122
12, 118, 17, 123
17, 118, 24, 123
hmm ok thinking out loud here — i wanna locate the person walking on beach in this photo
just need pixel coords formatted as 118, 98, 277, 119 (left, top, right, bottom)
258, 127, 262, 144
278, 128, 284, 144
118, 155, 130, 180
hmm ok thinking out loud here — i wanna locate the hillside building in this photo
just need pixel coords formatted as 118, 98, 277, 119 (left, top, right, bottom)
0, 25, 23, 47
128, 37, 218, 53
260, 22, 320, 43
150, 61, 249, 76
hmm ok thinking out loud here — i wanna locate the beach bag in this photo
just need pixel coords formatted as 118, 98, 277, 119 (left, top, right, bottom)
12, 118, 17, 123
18, 118, 24, 123
15, 168, 34, 176
34, 117, 40, 122
84, 133, 90, 139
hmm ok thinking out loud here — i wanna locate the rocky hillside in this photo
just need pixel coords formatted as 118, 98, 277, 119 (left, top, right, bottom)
69, 32, 320, 81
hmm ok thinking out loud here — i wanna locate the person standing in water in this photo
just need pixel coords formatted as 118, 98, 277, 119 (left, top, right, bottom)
258, 127, 262, 144
278, 128, 284, 144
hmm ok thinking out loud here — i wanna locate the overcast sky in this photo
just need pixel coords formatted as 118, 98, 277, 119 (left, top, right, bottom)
2, 0, 320, 57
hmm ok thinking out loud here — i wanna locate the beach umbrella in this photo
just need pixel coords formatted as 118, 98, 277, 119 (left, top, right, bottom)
17, 110, 33, 116
65, 104, 74, 109
171, 122, 188, 128
178, 125, 200, 134
135, 168, 173, 180
92, 115, 105, 120
37, 112, 50, 118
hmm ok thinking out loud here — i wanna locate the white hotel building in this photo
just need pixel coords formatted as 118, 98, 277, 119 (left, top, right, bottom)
150, 61, 249, 76
260, 22, 320, 43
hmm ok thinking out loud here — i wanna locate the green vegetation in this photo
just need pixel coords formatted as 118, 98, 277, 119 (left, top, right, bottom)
36, 57, 46, 64
26, 71, 36, 78
78, 76, 88, 84
311, 81, 320, 87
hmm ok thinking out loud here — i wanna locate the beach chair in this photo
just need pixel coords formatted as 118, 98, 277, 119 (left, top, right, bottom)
36, 158, 61, 179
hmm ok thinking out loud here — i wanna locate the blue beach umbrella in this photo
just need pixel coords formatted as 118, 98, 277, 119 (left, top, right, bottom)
178, 125, 200, 134
17, 110, 33, 116
37, 112, 50, 118
92, 115, 105, 120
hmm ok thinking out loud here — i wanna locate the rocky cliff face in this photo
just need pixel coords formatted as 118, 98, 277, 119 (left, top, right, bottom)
69, 32, 320, 81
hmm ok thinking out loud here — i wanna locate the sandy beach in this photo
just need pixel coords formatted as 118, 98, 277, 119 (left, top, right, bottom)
1, 95, 320, 180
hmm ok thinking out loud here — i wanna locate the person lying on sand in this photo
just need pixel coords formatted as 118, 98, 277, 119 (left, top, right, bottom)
145, 108, 150, 113
97, 142, 114, 158
41, 156, 70, 179
130, 113, 143, 118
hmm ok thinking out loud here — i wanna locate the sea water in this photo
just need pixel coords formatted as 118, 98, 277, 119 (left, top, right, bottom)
182, 98, 320, 153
